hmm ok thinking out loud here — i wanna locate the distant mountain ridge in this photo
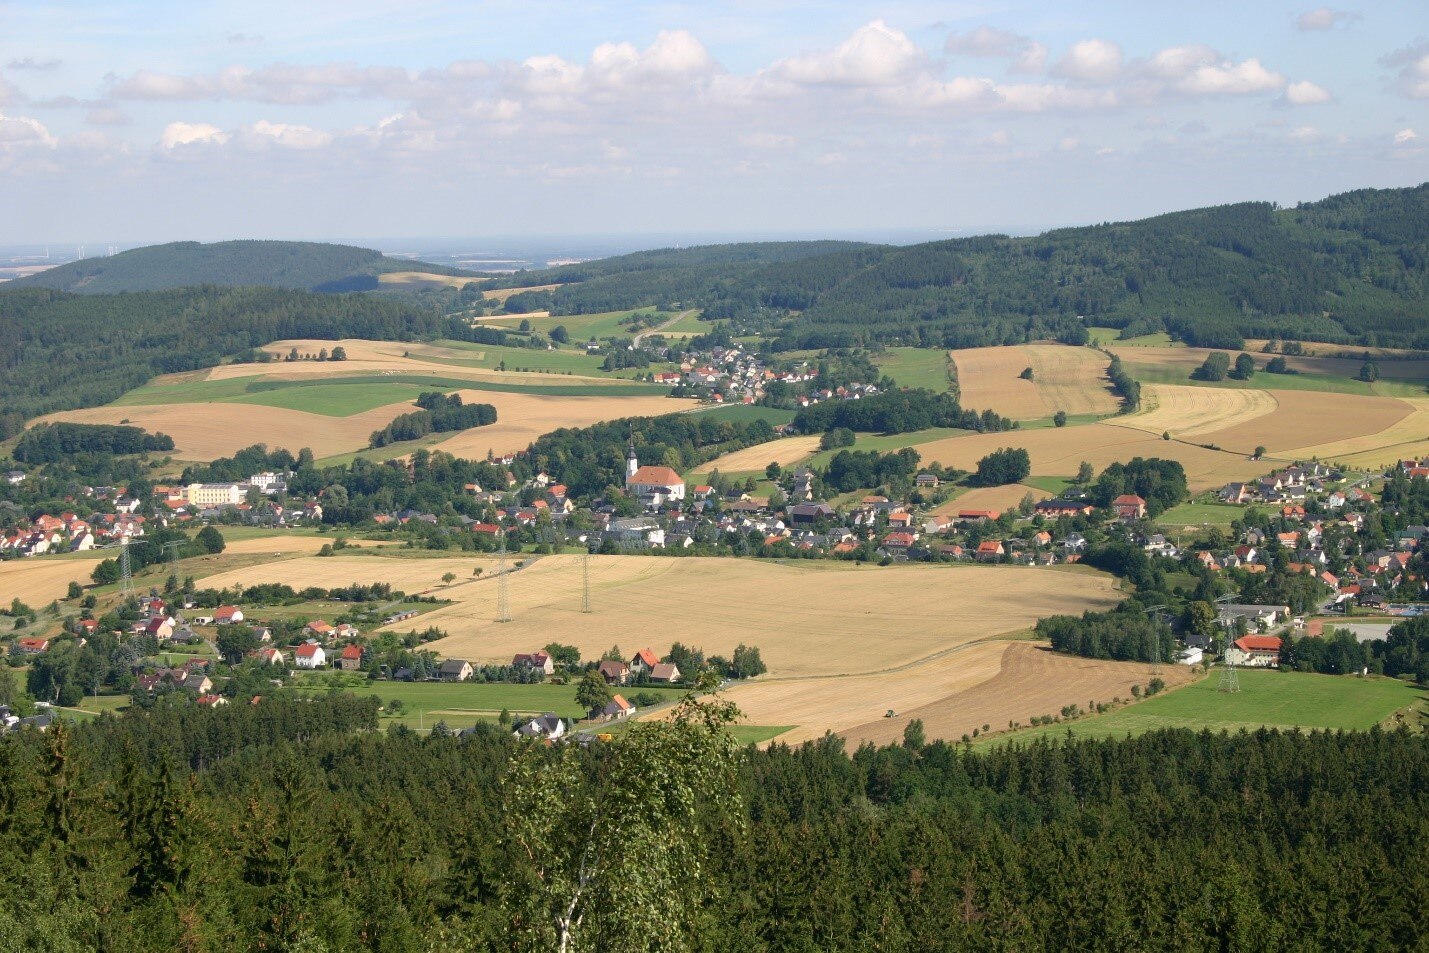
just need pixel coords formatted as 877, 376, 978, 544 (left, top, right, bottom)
488, 183, 1429, 350
12, 240, 477, 294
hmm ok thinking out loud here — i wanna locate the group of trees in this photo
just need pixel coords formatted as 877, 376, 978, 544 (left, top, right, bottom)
13, 423, 174, 463
368, 392, 498, 448
1037, 609, 1178, 663
1, 693, 1427, 949
974, 447, 1031, 486
1105, 353, 1140, 412
1089, 457, 1189, 516
823, 448, 921, 493
793, 389, 1013, 436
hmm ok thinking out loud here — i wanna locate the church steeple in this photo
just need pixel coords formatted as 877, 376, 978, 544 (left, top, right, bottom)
625, 436, 639, 480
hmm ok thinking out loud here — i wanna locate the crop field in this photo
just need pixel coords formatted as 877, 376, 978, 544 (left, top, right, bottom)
376, 271, 484, 290
692, 435, 823, 479
801, 427, 971, 470
479, 307, 666, 341
1283, 397, 1429, 468
1118, 384, 1278, 438
978, 669, 1421, 747
951, 346, 1048, 419
239, 555, 1128, 679
840, 642, 1196, 747
435, 391, 688, 458
1023, 345, 1121, 416
1189, 391, 1410, 457
1111, 344, 1429, 396
910, 424, 1265, 492
479, 283, 561, 302
692, 405, 798, 426
872, 348, 954, 391
934, 483, 1050, 515
0, 554, 109, 606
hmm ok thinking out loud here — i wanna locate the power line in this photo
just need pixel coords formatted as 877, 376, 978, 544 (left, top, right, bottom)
1217, 636, 1241, 693
581, 551, 592, 614
119, 537, 133, 597
495, 529, 511, 623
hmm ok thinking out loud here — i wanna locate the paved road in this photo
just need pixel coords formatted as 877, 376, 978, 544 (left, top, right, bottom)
634, 309, 698, 348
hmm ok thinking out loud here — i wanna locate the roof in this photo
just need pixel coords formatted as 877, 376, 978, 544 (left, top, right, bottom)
627, 465, 683, 487
598, 659, 629, 675
1113, 494, 1146, 506
214, 605, 241, 618
976, 540, 1003, 553
295, 643, 323, 658
340, 644, 363, 660
439, 658, 471, 673
650, 662, 680, 680
603, 694, 634, 713
1234, 635, 1283, 652
633, 647, 659, 668
958, 509, 999, 519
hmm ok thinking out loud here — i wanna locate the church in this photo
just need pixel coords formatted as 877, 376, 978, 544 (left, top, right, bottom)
624, 442, 686, 510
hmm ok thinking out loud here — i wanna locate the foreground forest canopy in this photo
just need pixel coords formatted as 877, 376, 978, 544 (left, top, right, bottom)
9, 240, 473, 294
491, 183, 1429, 350
4, 693, 1426, 951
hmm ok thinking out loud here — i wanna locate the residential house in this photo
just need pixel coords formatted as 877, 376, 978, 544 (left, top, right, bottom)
975, 540, 1005, 562
214, 605, 244, 625
630, 647, 659, 676
514, 713, 565, 741
958, 509, 1000, 522
601, 694, 635, 721
305, 620, 334, 639
788, 503, 835, 525
1112, 494, 1147, 519
439, 659, 474, 682
597, 659, 630, 685
1226, 635, 1282, 668
513, 651, 555, 676
649, 662, 682, 684
915, 473, 941, 488
338, 644, 363, 671
15, 636, 49, 655
294, 642, 326, 670
1217, 604, 1290, 631
1035, 499, 1095, 517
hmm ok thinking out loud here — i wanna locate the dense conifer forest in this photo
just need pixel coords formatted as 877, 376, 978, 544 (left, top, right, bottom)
10, 241, 473, 294
491, 183, 1429, 349
0, 287, 442, 434
2, 691, 1426, 951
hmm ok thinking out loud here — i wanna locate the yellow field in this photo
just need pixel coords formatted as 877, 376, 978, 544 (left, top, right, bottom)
1118, 384, 1278, 438
951, 347, 1047, 419
1282, 396, 1429, 467
0, 555, 108, 606
693, 435, 822, 476
935, 483, 1050, 515
1193, 391, 1410, 456
1024, 344, 1120, 416
197, 554, 1118, 677
481, 283, 561, 302
838, 641, 1195, 747
913, 425, 1264, 492
437, 391, 689, 458
377, 271, 482, 289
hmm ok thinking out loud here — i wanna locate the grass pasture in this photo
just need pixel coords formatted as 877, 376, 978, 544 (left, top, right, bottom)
1156, 501, 1258, 528
979, 669, 1421, 747
1088, 327, 1175, 347
873, 348, 954, 391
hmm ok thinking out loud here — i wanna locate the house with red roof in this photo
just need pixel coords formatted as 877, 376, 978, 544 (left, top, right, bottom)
598, 659, 630, 685
1112, 494, 1147, 519
15, 636, 50, 654
630, 647, 660, 676
601, 694, 635, 720
214, 605, 244, 625
958, 509, 1000, 522
975, 540, 1005, 562
1228, 635, 1282, 668
513, 651, 554, 675
294, 642, 326, 670
338, 644, 363, 671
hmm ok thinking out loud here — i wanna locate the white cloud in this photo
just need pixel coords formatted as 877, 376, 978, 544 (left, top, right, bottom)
1052, 39, 1123, 84
0, 110, 56, 148
1394, 128, 1418, 144
112, 70, 216, 100
772, 20, 923, 87
1381, 43, 1429, 99
1173, 57, 1284, 95
160, 121, 228, 149
1012, 42, 1049, 75
1296, 8, 1358, 30
1289, 125, 1322, 141
244, 120, 331, 149
945, 26, 1030, 58
1284, 79, 1332, 104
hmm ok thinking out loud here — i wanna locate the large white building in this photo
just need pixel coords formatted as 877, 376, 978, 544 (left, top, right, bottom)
185, 483, 247, 507
624, 444, 685, 508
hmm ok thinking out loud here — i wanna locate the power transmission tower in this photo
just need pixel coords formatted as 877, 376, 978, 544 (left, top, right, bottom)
581, 551, 592, 614
119, 537, 133, 597
161, 540, 183, 582
495, 529, 511, 623
1217, 636, 1241, 693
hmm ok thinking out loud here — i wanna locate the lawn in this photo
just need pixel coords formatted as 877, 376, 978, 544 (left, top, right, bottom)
480, 307, 669, 342
231, 382, 435, 416
1022, 475, 1075, 495
1156, 501, 1256, 527
692, 404, 798, 426
660, 310, 719, 335
1088, 327, 1174, 347
729, 725, 794, 745
980, 669, 1421, 748
873, 348, 954, 392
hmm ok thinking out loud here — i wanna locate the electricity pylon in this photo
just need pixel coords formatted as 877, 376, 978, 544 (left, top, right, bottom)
495, 529, 511, 623
581, 551, 592, 614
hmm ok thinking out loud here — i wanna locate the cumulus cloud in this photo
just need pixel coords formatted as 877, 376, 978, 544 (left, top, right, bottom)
1283, 79, 1332, 104
243, 120, 331, 149
7, 57, 62, 71
1141, 46, 1286, 96
1381, 42, 1429, 99
160, 121, 228, 149
1394, 128, 1418, 144
0, 110, 57, 148
1052, 39, 1123, 84
772, 21, 923, 86
1296, 8, 1358, 30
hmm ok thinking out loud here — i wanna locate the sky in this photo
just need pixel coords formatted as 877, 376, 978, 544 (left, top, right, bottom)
0, 0, 1425, 244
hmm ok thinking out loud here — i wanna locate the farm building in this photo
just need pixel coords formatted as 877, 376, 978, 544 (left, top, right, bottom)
439, 659, 474, 682
1226, 635, 1282, 668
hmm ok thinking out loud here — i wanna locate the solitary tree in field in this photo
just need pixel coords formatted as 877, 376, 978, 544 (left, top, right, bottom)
574, 670, 612, 716
1359, 361, 1379, 382
195, 526, 225, 555
1193, 352, 1230, 381
502, 678, 743, 953
1053, 410, 1068, 428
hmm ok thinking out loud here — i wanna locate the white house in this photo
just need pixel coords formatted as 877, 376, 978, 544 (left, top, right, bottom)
514, 713, 565, 741
294, 641, 327, 669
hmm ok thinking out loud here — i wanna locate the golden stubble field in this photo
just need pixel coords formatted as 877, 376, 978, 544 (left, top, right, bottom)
693, 435, 823, 477
836, 641, 1196, 747
952, 344, 1119, 420
192, 553, 1121, 678
1109, 344, 1429, 382
934, 483, 1051, 516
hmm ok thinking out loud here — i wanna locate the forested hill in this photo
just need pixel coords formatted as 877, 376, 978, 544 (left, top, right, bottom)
495, 183, 1429, 349
10, 240, 474, 294
0, 286, 441, 438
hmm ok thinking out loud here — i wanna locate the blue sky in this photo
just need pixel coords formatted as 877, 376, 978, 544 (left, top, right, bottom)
0, 1, 1424, 243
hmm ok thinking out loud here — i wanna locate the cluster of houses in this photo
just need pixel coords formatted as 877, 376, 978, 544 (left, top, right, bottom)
649, 341, 881, 408
1218, 462, 1346, 506
152, 475, 323, 525
1, 509, 145, 557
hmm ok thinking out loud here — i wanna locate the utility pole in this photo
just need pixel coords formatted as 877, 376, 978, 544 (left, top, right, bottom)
119, 537, 133, 597
581, 551, 592, 614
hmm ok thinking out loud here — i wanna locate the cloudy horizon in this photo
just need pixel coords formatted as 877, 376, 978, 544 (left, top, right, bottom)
1, 1, 1425, 244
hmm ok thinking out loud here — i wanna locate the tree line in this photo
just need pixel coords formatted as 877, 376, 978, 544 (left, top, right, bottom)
369, 392, 498, 448
792, 389, 1013, 436
13, 423, 174, 463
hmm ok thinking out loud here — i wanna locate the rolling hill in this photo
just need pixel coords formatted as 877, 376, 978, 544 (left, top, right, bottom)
490, 183, 1429, 350
12, 240, 477, 294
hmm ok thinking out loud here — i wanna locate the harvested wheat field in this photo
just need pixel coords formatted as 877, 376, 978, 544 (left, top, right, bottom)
1117, 384, 1277, 438
37, 402, 406, 461
0, 555, 108, 607
1282, 397, 1429, 468
376, 272, 483, 290
694, 436, 822, 476
936, 483, 1050, 516
481, 283, 561, 302
840, 641, 1196, 747
197, 553, 487, 596
912, 425, 1264, 492
1024, 345, 1120, 416
951, 347, 1047, 419
437, 391, 692, 458
1193, 391, 1411, 456
381, 556, 1123, 678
